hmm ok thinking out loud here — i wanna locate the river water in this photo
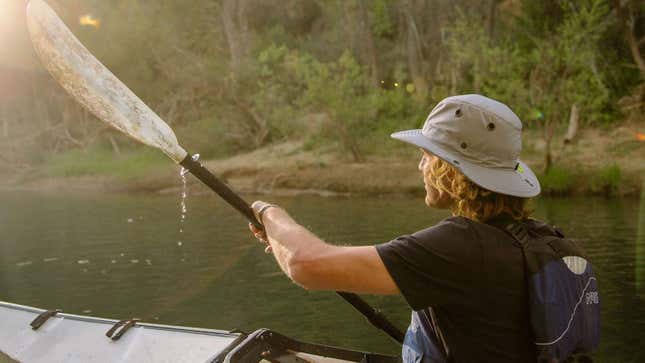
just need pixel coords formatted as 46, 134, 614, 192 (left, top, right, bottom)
0, 190, 643, 361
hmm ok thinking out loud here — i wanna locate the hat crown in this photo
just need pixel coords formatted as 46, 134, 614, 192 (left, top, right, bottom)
421, 94, 522, 168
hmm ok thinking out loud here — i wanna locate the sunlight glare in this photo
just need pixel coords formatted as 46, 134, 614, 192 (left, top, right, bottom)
79, 14, 100, 29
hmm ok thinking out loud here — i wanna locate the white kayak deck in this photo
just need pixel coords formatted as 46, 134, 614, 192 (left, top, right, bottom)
0, 301, 399, 363
0, 301, 236, 362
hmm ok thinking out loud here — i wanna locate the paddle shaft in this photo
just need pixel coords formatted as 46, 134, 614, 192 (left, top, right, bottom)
26, 0, 403, 346
179, 155, 405, 344
180, 155, 261, 230
337, 292, 406, 344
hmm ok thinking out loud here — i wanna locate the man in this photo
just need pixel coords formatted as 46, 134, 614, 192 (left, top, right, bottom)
249, 94, 541, 362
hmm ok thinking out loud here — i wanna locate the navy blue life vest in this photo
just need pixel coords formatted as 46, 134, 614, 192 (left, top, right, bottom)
402, 219, 601, 363
503, 221, 601, 362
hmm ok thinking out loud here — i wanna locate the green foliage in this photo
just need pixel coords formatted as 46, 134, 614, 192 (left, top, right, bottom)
527, 0, 613, 125
294, 51, 382, 161
175, 118, 235, 159
371, 0, 394, 37
443, 11, 532, 115
539, 164, 624, 196
37, 147, 167, 180
444, 0, 614, 126
2, 0, 642, 174
540, 166, 578, 194
591, 164, 622, 195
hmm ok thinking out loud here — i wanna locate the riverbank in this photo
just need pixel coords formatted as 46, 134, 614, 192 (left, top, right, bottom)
2, 125, 644, 197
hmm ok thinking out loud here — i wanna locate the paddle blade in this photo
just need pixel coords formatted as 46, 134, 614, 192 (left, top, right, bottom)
26, 0, 187, 163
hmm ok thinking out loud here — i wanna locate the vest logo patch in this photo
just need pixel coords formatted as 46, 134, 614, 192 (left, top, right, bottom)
562, 256, 588, 275
585, 291, 599, 305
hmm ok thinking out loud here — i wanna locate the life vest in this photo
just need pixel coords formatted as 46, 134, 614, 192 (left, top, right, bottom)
402, 308, 449, 363
402, 219, 601, 363
502, 220, 601, 362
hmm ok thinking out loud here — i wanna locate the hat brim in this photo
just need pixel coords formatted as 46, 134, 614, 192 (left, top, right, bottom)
392, 129, 540, 198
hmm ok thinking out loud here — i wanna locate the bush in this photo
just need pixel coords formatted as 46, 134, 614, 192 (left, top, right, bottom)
175, 117, 235, 159
591, 164, 622, 196
539, 166, 577, 195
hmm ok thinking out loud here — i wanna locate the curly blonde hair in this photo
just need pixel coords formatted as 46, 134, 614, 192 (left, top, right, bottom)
426, 157, 531, 222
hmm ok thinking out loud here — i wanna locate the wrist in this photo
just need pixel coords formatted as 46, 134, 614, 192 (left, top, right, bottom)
257, 203, 277, 224
261, 206, 282, 224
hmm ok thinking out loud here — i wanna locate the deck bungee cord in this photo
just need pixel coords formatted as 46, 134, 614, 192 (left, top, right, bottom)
25, 0, 404, 344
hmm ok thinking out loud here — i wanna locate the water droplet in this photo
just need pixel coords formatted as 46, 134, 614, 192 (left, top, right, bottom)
111, 260, 117, 264
16, 260, 33, 267
77, 259, 90, 265
82, 310, 92, 314
43, 257, 59, 263
130, 259, 139, 264
178, 155, 195, 243
127, 218, 134, 223
177, 241, 183, 246
120, 253, 125, 257
145, 259, 152, 265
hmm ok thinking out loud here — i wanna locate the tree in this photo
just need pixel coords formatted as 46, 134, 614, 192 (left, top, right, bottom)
401, 0, 429, 101
614, 0, 645, 77
221, 0, 251, 77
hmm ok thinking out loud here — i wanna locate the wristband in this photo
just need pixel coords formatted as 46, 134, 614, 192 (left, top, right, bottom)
257, 203, 278, 224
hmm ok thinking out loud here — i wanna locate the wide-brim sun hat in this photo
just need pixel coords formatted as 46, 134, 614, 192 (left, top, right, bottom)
392, 94, 540, 198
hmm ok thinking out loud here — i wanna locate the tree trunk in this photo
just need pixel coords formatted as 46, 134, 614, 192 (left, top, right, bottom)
358, 0, 380, 87
615, 0, 645, 76
221, 0, 249, 77
473, 59, 481, 93
341, 1, 358, 55
486, 0, 497, 40
564, 104, 579, 144
403, 1, 428, 101
451, 67, 458, 94
338, 121, 364, 163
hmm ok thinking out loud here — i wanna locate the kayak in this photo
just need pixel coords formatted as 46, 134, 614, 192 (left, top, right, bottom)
0, 301, 399, 363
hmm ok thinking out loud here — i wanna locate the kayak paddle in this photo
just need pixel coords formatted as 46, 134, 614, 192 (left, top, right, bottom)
25, 0, 404, 344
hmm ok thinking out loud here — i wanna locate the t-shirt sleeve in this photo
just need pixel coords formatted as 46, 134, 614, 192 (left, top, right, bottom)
375, 217, 481, 310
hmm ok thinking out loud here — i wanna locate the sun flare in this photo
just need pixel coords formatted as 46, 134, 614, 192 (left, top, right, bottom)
79, 14, 100, 29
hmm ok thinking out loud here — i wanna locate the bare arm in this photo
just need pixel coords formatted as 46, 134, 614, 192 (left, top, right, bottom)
251, 204, 400, 295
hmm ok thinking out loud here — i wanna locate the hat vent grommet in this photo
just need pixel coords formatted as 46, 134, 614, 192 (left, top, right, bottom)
487, 122, 495, 130
455, 108, 462, 117
460, 142, 467, 149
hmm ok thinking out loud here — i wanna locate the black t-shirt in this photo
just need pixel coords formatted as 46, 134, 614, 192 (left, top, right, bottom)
376, 216, 535, 362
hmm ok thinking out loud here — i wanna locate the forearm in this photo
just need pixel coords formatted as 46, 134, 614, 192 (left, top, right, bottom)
252, 204, 399, 294
262, 207, 330, 282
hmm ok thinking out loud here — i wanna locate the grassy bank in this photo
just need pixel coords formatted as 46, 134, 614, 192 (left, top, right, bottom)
4, 121, 643, 198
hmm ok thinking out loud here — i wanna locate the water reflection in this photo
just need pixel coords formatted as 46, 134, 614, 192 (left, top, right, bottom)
0, 191, 642, 361
636, 183, 645, 300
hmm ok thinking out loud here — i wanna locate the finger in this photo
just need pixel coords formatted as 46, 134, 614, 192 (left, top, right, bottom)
248, 222, 262, 234
251, 200, 269, 217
